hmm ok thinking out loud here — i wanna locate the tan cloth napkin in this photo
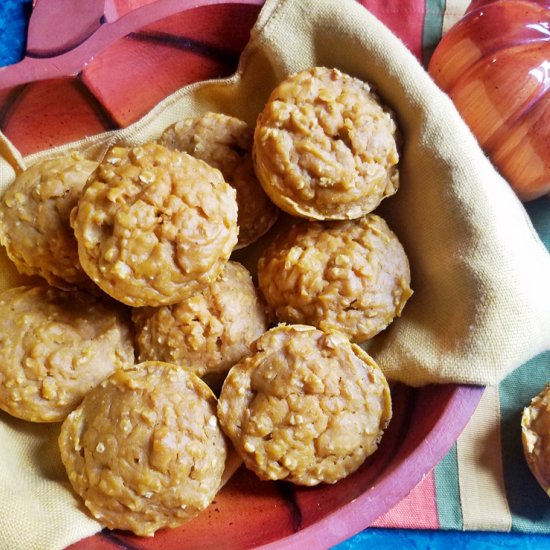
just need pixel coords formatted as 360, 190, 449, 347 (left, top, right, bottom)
1, 0, 550, 547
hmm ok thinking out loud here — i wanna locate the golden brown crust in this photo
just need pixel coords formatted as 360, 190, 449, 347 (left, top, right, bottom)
0, 154, 98, 289
72, 142, 238, 307
253, 67, 399, 220
160, 112, 278, 248
522, 384, 550, 496
257, 214, 412, 342
132, 261, 268, 386
217, 324, 392, 486
0, 285, 134, 422
58, 361, 227, 536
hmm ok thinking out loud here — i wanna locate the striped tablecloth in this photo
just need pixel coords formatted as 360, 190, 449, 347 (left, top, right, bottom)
373, 197, 550, 533
369, 0, 550, 532
369, 0, 550, 533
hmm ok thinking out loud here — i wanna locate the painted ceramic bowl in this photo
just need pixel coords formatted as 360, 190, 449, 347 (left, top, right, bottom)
0, 0, 483, 547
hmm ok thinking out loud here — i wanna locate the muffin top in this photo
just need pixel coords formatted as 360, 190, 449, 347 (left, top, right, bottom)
253, 67, 399, 220
258, 214, 412, 342
522, 383, 550, 496
132, 261, 268, 386
59, 361, 227, 536
72, 142, 238, 306
160, 112, 278, 249
218, 324, 392, 486
0, 285, 133, 422
0, 154, 98, 289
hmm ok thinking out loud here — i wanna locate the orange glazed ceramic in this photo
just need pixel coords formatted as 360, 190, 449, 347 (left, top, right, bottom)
429, 0, 550, 201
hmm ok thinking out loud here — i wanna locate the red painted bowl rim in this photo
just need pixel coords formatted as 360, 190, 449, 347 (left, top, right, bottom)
264, 384, 483, 548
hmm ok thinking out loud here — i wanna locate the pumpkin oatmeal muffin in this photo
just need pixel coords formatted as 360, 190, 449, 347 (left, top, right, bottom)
72, 142, 238, 307
0, 154, 98, 289
159, 112, 278, 248
522, 384, 550, 496
253, 66, 400, 220
132, 261, 268, 387
0, 285, 133, 423
257, 214, 412, 343
217, 324, 392, 486
59, 361, 227, 536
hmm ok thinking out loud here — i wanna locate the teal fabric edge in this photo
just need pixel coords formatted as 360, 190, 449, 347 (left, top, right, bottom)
498, 196, 550, 533
421, 0, 446, 66
500, 351, 550, 533
526, 196, 550, 244
433, 197, 550, 532
434, 443, 463, 530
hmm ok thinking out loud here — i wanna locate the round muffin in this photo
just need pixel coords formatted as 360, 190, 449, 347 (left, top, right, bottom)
522, 384, 550, 496
253, 66, 400, 220
132, 261, 268, 386
0, 154, 98, 289
59, 361, 227, 536
217, 324, 392, 486
257, 214, 412, 343
72, 142, 238, 307
159, 112, 278, 248
0, 285, 134, 423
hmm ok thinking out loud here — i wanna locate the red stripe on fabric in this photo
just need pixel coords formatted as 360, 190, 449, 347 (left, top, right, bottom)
372, 470, 440, 529
358, 0, 426, 60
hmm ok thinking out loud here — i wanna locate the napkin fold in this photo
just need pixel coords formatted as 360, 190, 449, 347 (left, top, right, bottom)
1, 0, 550, 547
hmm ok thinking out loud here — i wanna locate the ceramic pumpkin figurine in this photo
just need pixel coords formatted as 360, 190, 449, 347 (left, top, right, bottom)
428, 0, 550, 201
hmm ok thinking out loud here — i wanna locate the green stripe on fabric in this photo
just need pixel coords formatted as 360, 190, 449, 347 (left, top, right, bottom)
422, 0, 446, 67
499, 197, 550, 533
434, 443, 463, 530
526, 196, 550, 245
499, 351, 550, 533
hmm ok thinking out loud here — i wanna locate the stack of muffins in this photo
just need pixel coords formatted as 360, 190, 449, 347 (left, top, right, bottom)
0, 67, 410, 536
